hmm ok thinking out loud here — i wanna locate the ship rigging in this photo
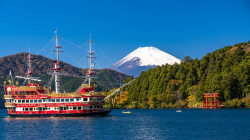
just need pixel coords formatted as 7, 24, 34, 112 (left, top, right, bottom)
3, 31, 118, 117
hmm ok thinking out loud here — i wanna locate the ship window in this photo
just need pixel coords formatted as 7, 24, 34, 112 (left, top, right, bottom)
70, 98, 74, 102
9, 92, 11, 95
73, 107, 77, 110
46, 107, 50, 110
25, 108, 28, 111
18, 100, 21, 103
39, 100, 42, 103
52, 99, 55, 102
76, 98, 79, 101
90, 98, 92, 101
30, 108, 33, 111
61, 99, 65, 102
67, 107, 72, 110
34, 100, 37, 103
22, 100, 25, 103
48, 99, 51, 102
78, 107, 81, 110
43, 99, 46, 102
66, 99, 69, 102
56, 99, 60, 102
26, 100, 29, 103
83, 98, 87, 101
30, 100, 33, 103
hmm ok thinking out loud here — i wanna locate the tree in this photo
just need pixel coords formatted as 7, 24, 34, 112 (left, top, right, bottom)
183, 56, 193, 62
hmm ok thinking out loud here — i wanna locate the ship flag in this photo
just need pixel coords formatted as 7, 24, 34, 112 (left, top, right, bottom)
9, 70, 12, 76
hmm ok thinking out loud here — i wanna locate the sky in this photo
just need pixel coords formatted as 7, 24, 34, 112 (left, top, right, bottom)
0, 0, 250, 69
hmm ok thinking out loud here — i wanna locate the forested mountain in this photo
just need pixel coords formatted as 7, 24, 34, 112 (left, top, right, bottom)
113, 41, 250, 109
0, 52, 129, 99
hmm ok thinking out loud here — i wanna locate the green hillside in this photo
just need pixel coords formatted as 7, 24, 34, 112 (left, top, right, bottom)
114, 41, 250, 109
0, 53, 130, 108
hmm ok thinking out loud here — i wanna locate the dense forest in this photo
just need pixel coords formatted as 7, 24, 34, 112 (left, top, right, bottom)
0, 52, 129, 95
0, 53, 129, 108
111, 41, 250, 108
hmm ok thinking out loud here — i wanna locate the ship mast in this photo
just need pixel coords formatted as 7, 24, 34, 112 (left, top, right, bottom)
48, 30, 69, 93
86, 34, 95, 87
15, 47, 41, 84
27, 46, 33, 83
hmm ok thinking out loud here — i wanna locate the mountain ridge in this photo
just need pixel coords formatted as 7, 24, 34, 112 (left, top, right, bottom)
0, 52, 130, 94
0, 52, 129, 79
114, 41, 250, 109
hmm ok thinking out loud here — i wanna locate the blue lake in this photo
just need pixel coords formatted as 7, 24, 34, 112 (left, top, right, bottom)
0, 109, 249, 140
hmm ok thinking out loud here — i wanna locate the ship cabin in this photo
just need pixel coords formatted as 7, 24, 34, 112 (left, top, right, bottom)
4, 82, 106, 115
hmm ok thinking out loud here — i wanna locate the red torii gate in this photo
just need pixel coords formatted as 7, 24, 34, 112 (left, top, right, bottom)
202, 93, 220, 109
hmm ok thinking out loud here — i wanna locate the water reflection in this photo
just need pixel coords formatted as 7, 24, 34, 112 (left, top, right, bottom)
2, 115, 105, 140
0, 109, 250, 139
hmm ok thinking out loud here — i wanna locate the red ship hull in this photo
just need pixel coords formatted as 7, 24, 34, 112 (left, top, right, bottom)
4, 34, 114, 117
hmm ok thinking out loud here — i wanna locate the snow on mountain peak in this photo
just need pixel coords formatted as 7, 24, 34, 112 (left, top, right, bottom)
111, 46, 181, 68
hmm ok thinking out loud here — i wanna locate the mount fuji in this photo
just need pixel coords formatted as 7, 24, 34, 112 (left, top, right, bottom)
109, 46, 181, 77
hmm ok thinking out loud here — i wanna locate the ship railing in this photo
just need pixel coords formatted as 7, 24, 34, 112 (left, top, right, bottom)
5, 103, 15, 107
43, 86, 52, 93
4, 95, 14, 99
83, 92, 106, 96
74, 85, 84, 93
81, 84, 97, 88
15, 86, 46, 90
74, 84, 98, 93
47, 92, 82, 97
41, 92, 106, 97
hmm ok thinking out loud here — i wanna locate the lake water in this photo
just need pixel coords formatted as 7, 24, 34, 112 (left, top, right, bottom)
0, 109, 249, 140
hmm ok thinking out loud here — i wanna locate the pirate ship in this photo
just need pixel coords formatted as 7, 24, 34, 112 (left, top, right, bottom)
4, 32, 111, 117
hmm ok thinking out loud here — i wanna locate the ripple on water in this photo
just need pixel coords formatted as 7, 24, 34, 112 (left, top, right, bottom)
0, 109, 249, 140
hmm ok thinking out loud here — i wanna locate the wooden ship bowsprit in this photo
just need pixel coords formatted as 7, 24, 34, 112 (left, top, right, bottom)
4, 32, 111, 117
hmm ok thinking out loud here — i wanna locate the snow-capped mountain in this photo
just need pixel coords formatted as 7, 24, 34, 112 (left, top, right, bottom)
109, 46, 181, 77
